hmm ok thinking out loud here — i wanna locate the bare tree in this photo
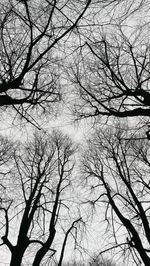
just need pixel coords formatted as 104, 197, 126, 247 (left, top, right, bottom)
0, 0, 92, 125
67, 5, 150, 125
0, 130, 83, 266
0, 0, 147, 127
81, 126, 150, 266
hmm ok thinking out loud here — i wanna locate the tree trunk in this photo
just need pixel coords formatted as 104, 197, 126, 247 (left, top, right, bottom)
32, 246, 49, 266
33, 231, 56, 266
10, 237, 29, 266
10, 248, 24, 266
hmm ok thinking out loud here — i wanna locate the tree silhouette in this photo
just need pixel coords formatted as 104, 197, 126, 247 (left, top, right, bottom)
82, 126, 150, 265
68, 6, 150, 123
0, 130, 83, 266
0, 0, 91, 123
